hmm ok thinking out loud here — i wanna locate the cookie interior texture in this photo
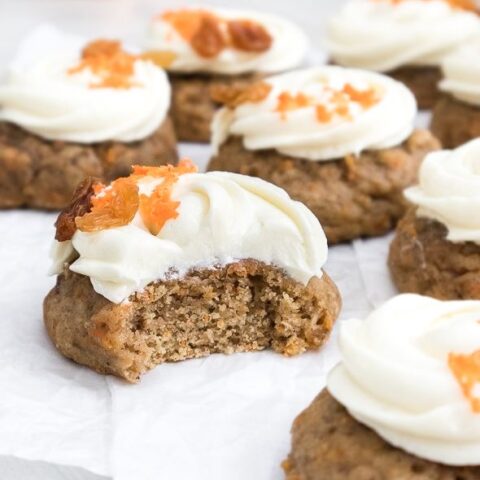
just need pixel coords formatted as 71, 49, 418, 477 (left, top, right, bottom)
208, 130, 440, 244
388, 65, 442, 110
169, 72, 259, 143
389, 208, 480, 300
431, 94, 480, 149
44, 259, 341, 382
0, 118, 178, 209
283, 389, 480, 480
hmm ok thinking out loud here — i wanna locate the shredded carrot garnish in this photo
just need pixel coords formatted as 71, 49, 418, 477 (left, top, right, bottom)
343, 83, 381, 108
276, 92, 313, 119
136, 159, 198, 235
68, 39, 138, 89
315, 104, 332, 123
75, 177, 139, 232
276, 82, 381, 123
75, 160, 198, 235
449, 350, 480, 413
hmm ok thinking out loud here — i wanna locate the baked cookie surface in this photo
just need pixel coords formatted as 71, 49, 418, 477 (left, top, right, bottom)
0, 119, 177, 209
45, 260, 340, 383
284, 390, 480, 480
432, 95, 480, 149
169, 73, 257, 143
432, 42, 480, 147
390, 138, 480, 299
389, 209, 480, 300
388, 66, 442, 110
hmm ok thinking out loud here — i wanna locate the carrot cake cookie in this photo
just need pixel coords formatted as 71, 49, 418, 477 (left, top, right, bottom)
0, 26, 177, 209
208, 66, 440, 243
44, 160, 341, 382
389, 138, 480, 299
284, 294, 480, 479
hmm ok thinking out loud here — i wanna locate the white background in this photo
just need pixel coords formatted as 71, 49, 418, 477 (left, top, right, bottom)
0, 2, 402, 480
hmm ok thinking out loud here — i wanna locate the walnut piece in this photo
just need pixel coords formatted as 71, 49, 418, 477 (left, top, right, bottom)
210, 81, 272, 108
55, 178, 97, 242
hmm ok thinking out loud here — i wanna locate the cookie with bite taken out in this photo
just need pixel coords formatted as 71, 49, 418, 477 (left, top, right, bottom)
44, 160, 341, 382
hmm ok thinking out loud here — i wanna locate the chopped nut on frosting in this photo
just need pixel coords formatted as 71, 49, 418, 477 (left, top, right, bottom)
210, 81, 272, 108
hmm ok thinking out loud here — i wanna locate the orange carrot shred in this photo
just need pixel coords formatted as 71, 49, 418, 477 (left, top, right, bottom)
68, 39, 138, 89
275, 81, 381, 123
449, 350, 480, 413
343, 83, 380, 108
136, 159, 198, 235
315, 105, 332, 123
75, 160, 198, 235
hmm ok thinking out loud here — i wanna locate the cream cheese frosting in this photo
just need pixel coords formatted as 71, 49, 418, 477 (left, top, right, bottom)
328, 294, 480, 466
440, 40, 480, 106
212, 66, 416, 161
145, 7, 308, 75
0, 26, 170, 143
327, 0, 480, 72
405, 138, 480, 243
51, 167, 328, 304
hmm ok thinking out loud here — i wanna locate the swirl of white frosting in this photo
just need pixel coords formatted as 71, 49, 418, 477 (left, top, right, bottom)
0, 26, 170, 143
145, 7, 308, 75
405, 138, 480, 243
328, 294, 480, 466
440, 41, 480, 106
212, 66, 416, 161
327, 0, 480, 72
51, 171, 328, 304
